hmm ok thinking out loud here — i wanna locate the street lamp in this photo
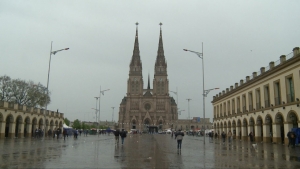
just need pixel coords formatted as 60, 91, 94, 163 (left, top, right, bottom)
184, 43, 208, 143
186, 99, 192, 132
45, 41, 69, 138
98, 86, 110, 129
111, 107, 115, 123
177, 109, 185, 130
94, 97, 99, 125
170, 87, 179, 108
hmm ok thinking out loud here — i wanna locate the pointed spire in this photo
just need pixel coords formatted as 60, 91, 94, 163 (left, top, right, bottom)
155, 22, 167, 75
147, 74, 150, 90
129, 22, 142, 75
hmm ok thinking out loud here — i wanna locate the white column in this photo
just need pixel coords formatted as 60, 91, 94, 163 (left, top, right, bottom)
19, 122, 24, 138
9, 122, 15, 138
0, 121, 5, 138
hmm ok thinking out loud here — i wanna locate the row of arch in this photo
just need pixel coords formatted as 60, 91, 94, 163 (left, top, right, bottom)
214, 111, 298, 143
0, 113, 63, 138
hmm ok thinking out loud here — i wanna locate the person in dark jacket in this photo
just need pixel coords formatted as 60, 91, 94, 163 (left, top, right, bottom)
114, 129, 120, 144
63, 129, 67, 140
287, 130, 292, 147
221, 131, 226, 144
120, 129, 127, 145
249, 132, 254, 142
175, 129, 184, 150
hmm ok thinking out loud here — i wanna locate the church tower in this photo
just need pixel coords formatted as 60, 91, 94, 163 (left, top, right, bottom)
153, 23, 169, 96
127, 22, 144, 96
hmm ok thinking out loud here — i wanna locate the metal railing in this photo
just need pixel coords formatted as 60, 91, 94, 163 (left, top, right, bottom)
249, 105, 253, 111
243, 106, 246, 113
256, 102, 261, 110
265, 100, 270, 108
287, 94, 295, 103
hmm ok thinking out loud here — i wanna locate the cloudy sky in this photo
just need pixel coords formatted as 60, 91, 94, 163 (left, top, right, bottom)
1, 1, 299, 123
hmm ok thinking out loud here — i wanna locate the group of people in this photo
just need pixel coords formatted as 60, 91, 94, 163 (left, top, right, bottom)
113, 129, 127, 145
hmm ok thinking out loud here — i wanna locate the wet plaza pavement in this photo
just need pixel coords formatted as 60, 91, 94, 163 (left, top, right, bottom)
1, 134, 300, 169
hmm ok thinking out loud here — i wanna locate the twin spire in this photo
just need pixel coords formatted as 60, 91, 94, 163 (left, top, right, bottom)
129, 22, 168, 87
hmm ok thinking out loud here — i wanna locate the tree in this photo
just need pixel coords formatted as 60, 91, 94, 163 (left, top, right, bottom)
64, 118, 70, 126
0, 75, 50, 108
72, 119, 81, 129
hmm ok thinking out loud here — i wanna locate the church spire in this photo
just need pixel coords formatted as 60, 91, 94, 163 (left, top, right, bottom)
155, 22, 167, 75
129, 22, 142, 75
147, 74, 150, 90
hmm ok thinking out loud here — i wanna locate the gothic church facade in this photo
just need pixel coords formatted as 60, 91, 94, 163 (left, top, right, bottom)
118, 24, 178, 132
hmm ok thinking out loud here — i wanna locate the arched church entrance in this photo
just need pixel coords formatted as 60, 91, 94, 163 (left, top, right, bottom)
158, 120, 163, 130
131, 120, 136, 129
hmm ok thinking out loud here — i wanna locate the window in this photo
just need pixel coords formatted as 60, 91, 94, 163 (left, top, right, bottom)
232, 99, 235, 114
227, 101, 231, 115
256, 88, 261, 109
248, 92, 253, 111
264, 85, 270, 108
274, 81, 281, 106
242, 95, 246, 113
286, 76, 295, 103
237, 97, 240, 113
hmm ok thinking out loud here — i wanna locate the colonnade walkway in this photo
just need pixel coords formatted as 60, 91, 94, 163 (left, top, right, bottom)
0, 134, 299, 168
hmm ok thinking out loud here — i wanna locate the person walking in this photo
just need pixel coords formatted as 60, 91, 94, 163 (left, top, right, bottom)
120, 129, 127, 145
114, 129, 120, 144
291, 131, 296, 148
287, 129, 292, 147
249, 132, 254, 143
57, 128, 61, 139
63, 129, 67, 140
175, 129, 184, 150
221, 131, 226, 144
228, 131, 232, 144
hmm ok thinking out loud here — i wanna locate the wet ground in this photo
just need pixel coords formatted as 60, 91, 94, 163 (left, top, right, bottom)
0, 134, 300, 169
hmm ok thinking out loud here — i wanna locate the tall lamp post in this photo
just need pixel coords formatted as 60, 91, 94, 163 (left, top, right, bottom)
186, 99, 192, 132
98, 86, 110, 129
45, 41, 69, 138
184, 44, 219, 144
93, 96, 99, 125
170, 87, 179, 108
177, 109, 185, 130
111, 107, 115, 125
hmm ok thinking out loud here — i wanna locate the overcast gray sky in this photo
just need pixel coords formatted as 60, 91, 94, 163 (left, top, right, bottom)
1, 1, 299, 123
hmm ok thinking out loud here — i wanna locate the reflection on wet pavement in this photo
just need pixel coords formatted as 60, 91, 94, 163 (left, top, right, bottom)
0, 134, 300, 168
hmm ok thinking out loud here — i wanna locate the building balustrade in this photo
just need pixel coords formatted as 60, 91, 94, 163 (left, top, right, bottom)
0, 100, 64, 118
8, 102, 14, 108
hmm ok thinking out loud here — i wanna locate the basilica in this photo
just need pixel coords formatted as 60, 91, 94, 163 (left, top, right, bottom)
118, 23, 178, 132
